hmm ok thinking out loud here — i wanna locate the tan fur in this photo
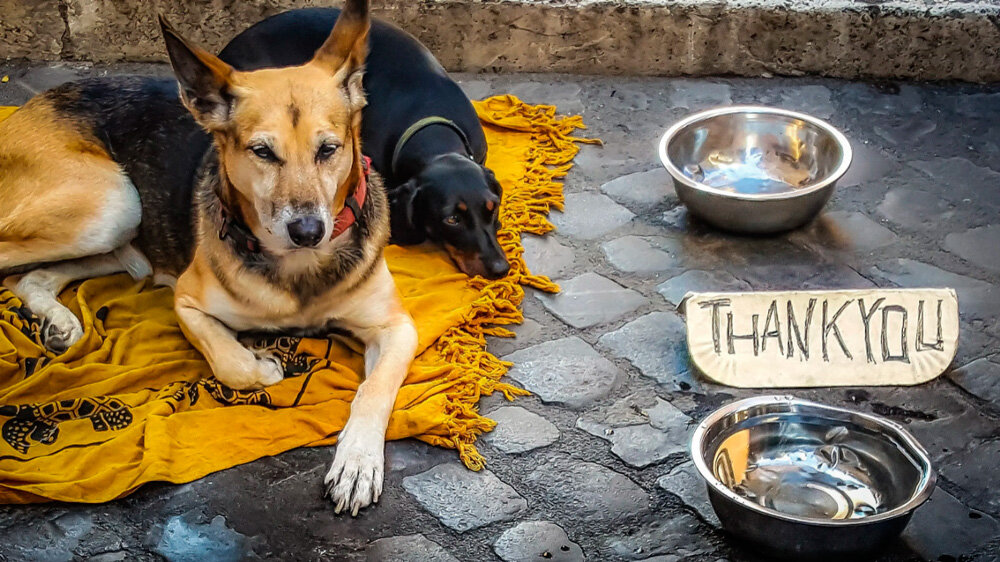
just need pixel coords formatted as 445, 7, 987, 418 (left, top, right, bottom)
445, 243, 490, 278
0, 99, 139, 271
164, 6, 413, 517
1, 1, 415, 516
213, 63, 365, 248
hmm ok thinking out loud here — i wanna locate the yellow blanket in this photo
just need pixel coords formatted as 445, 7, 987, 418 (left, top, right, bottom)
0, 95, 597, 504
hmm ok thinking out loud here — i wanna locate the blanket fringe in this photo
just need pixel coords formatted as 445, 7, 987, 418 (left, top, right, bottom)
0, 99, 596, 475
423, 96, 599, 470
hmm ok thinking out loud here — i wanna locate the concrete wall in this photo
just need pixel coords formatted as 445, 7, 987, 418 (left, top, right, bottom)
1, 0, 998, 82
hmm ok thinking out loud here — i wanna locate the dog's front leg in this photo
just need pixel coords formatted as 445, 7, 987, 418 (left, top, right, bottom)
324, 266, 418, 516
174, 294, 284, 390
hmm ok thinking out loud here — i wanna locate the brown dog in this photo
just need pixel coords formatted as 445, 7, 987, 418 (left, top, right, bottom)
0, 0, 415, 515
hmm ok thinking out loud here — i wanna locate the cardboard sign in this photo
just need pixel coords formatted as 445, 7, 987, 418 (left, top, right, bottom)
682, 288, 959, 388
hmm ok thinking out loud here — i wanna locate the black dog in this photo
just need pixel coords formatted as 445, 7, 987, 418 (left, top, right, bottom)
220, 7, 510, 279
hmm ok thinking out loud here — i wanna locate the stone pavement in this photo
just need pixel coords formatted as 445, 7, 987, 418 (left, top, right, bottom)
1, 63, 1000, 561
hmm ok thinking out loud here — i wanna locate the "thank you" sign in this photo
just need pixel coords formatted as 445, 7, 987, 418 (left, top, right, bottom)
683, 288, 959, 387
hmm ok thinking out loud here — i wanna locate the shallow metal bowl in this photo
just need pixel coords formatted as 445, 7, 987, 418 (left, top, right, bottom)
691, 396, 935, 559
659, 106, 852, 234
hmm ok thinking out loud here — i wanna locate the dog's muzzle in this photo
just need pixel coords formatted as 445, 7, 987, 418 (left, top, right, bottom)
286, 216, 326, 247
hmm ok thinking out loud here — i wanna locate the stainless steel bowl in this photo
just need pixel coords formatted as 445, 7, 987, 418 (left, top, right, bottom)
691, 396, 935, 559
659, 106, 852, 234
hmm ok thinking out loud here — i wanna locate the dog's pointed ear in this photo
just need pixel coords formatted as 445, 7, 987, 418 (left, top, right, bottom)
399, 179, 423, 232
484, 167, 503, 199
159, 14, 237, 130
310, 0, 369, 111
388, 179, 426, 244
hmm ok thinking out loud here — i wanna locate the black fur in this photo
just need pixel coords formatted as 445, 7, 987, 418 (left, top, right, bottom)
220, 8, 510, 279
38, 77, 387, 301
45, 77, 210, 274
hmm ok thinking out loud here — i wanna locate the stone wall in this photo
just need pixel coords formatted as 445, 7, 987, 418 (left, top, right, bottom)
1, 0, 999, 82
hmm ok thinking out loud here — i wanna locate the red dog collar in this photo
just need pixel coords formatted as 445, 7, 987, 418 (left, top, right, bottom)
330, 156, 370, 239
219, 156, 372, 251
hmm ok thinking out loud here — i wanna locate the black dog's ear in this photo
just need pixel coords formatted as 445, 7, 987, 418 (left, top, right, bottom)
389, 179, 427, 245
399, 179, 423, 231
484, 167, 503, 199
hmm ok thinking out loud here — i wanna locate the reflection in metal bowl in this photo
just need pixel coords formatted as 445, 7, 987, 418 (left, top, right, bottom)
660, 106, 852, 233
691, 395, 935, 559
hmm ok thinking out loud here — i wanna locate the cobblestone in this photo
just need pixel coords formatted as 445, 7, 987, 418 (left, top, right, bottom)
551, 193, 635, 240
487, 318, 543, 357
522, 234, 575, 279
385, 439, 456, 475
777, 84, 836, 119
656, 270, 750, 307
904, 389, 997, 464
949, 358, 1000, 404
576, 393, 661, 427
2, 67, 999, 562
901, 487, 1000, 561
938, 440, 1000, 514
609, 87, 650, 111
790, 210, 898, 253
839, 83, 923, 116
869, 259, 1000, 319
577, 398, 692, 468
607, 512, 708, 560
504, 336, 622, 408
481, 406, 560, 454
874, 116, 937, 147
600, 168, 676, 209
456, 79, 490, 101
877, 186, 956, 230
598, 312, 694, 390
402, 464, 527, 532
366, 534, 458, 562
508, 81, 584, 115
15, 64, 88, 94
525, 459, 650, 523
910, 158, 1000, 208
493, 521, 584, 562
656, 461, 720, 527
738, 262, 875, 291
153, 514, 250, 562
945, 225, 1000, 273
667, 80, 732, 110
0, 511, 95, 562
601, 236, 681, 274
537, 272, 648, 329
835, 141, 898, 188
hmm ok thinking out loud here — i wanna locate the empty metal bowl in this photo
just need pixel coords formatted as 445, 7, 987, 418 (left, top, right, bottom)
691, 396, 935, 559
659, 106, 852, 233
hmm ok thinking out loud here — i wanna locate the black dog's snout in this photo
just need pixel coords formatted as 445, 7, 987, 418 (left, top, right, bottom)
286, 216, 325, 247
485, 256, 510, 279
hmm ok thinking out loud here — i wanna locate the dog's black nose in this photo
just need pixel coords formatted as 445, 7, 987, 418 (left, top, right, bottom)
286, 216, 325, 247
485, 257, 510, 279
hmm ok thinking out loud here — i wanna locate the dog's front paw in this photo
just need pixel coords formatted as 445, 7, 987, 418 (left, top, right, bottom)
214, 352, 284, 390
324, 427, 385, 516
43, 308, 83, 354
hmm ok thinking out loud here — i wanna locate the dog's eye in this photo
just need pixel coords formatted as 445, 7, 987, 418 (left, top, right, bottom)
316, 142, 339, 162
443, 215, 461, 226
249, 145, 278, 162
